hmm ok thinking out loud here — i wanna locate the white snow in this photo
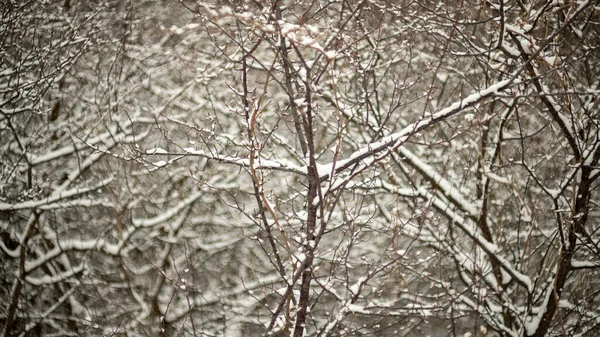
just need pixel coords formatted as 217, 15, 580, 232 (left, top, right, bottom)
146, 147, 168, 154
571, 260, 600, 268
349, 276, 367, 295
325, 50, 337, 59
294, 98, 306, 106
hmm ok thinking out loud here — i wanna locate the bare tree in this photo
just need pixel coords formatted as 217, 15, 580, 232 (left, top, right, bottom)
2, 0, 599, 337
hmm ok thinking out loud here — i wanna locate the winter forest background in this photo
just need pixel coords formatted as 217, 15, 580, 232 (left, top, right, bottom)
2, 0, 600, 336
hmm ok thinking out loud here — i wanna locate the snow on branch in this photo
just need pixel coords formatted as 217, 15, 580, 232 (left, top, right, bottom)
164, 274, 284, 324
0, 176, 115, 211
131, 191, 203, 228
181, 147, 306, 175
414, 184, 534, 293
398, 147, 480, 217
25, 263, 86, 286
25, 238, 120, 273
26, 126, 136, 166
318, 79, 515, 181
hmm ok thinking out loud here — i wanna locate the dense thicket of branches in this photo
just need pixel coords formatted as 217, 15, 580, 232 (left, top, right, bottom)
1, 1, 600, 336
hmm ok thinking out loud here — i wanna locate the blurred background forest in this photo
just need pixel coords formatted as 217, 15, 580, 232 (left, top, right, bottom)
1, 0, 600, 336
